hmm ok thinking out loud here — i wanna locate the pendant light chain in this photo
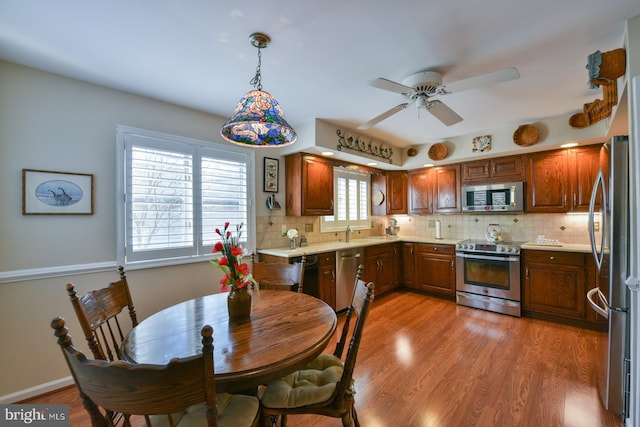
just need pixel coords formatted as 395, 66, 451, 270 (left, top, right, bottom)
250, 47, 263, 91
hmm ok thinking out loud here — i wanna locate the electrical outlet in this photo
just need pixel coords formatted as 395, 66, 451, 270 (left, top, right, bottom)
427, 220, 435, 228
281, 225, 287, 234
305, 223, 313, 232
593, 221, 600, 232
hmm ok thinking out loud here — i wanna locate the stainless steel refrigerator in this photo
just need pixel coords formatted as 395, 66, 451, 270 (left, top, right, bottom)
587, 136, 631, 419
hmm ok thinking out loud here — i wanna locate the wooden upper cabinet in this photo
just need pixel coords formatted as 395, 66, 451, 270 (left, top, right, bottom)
526, 150, 569, 213
285, 153, 334, 216
386, 171, 408, 215
408, 169, 432, 215
462, 155, 525, 184
408, 164, 461, 214
371, 173, 387, 216
526, 145, 602, 213
570, 145, 602, 212
432, 164, 461, 213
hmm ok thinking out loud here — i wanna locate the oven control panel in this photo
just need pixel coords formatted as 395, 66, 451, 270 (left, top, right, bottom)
456, 240, 521, 254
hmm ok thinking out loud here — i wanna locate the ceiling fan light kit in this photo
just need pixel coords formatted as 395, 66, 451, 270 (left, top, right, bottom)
360, 67, 520, 130
220, 32, 297, 147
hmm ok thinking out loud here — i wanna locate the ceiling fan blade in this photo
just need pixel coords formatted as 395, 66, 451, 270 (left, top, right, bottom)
358, 102, 411, 129
426, 100, 463, 126
368, 78, 414, 95
443, 67, 520, 93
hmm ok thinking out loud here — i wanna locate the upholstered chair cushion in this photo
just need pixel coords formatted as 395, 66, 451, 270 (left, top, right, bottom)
260, 354, 345, 409
148, 393, 259, 427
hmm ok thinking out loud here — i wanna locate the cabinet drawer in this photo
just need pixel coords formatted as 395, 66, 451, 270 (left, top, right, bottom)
318, 252, 336, 267
416, 243, 455, 255
524, 250, 585, 266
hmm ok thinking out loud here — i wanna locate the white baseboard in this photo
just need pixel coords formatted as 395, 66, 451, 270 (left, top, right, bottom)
0, 376, 74, 404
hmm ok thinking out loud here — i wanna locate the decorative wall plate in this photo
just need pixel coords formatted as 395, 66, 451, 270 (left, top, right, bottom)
372, 190, 385, 206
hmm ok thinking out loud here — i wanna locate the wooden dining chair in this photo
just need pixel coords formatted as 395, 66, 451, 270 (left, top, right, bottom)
258, 276, 375, 427
251, 254, 306, 292
66, 265, 138, 361
51, 317, 260, 427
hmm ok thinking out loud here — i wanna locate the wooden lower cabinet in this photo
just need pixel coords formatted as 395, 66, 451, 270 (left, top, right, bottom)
318, 252, 336, 310
364, 243, 398, 295
414, 244, 456, 299
522, 250, 605, 329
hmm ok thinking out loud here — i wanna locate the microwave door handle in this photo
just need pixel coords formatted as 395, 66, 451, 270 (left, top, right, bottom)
588, 170, 606, 271
587, 287, 609, 319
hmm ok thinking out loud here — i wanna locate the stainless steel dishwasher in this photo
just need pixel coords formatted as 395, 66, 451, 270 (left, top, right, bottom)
335, 248, 364, 312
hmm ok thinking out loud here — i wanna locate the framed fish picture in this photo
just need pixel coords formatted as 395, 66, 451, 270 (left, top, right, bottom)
22, 169, 94, 215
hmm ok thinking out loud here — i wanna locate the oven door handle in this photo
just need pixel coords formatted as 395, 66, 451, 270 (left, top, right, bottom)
456, 252, 520, 262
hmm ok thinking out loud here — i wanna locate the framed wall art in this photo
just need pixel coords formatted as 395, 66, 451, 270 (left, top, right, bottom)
22, 169, 94, 215
263, 157, 279, 193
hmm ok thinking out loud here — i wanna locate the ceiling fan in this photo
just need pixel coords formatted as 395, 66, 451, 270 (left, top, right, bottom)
358, 67, 520, 130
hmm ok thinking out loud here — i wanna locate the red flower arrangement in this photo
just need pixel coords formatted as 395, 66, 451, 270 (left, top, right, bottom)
210, 222, 256, 292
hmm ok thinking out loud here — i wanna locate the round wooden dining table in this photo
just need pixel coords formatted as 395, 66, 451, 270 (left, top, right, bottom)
121, 290, 337, 393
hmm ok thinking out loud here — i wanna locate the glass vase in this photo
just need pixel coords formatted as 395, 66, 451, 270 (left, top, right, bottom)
227, 286, 251, 322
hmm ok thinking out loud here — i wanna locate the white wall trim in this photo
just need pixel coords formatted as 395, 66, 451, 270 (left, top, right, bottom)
0, 261, 118, 284
0, 376, 74, 403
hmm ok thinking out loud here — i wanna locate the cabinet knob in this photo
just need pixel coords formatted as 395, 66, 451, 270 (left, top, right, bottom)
549, 256, 555, 260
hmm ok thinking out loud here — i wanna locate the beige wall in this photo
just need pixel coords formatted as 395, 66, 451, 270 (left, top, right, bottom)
0, 61, 274, 399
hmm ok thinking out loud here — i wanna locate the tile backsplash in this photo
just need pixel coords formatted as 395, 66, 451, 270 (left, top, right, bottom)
256, 212, 596, 250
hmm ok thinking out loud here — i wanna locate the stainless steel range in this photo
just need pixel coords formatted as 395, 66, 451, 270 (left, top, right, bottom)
455, 239, 524, 317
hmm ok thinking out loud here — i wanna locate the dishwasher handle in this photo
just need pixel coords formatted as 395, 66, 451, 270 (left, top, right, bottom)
340, 253, 361, 260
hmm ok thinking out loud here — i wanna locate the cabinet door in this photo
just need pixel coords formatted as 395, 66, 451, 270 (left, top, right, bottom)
408, 169, 432, 215
386, 171, 408, 214
522, 251, 586, 320
570, 145, 601, 212
318, 252, 336, 310
301, 155, 334, 215
526, 150, 569, 213
401, 243, 415, 288
461, 160, 491, 182
415, 244, 456, 297
432, 165, 461, 213
492, 155, 525, 180
377, 248, 395, 294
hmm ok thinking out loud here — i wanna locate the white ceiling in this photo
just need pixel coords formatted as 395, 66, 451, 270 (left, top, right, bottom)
1, 0, 639, 149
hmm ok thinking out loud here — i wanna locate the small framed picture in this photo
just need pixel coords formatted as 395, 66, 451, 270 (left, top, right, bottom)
263, 157, 279, 193
22, 169, 94, 215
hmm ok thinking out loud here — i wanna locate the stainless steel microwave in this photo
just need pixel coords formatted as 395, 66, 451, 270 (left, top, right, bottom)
461, 182, 524, 213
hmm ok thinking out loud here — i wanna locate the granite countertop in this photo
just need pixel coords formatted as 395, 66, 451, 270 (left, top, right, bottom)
258, 236, 460, 258
520, 242, 592, 253
258, 237, 593, 258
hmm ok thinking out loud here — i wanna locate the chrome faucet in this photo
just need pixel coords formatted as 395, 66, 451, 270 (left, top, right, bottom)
345, 225, 353, 243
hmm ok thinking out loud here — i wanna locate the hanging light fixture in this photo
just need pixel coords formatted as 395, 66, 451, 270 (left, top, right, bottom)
220, 32, 297, 147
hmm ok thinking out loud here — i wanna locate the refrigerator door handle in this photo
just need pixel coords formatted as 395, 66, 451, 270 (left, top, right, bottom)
587, 287, 609, 319
588, 169, 607, 271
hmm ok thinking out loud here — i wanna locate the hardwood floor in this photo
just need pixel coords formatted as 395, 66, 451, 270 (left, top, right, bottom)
24, 290, 623, 426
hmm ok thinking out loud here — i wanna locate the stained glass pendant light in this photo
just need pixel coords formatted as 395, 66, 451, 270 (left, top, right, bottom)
220, 33, 297, 147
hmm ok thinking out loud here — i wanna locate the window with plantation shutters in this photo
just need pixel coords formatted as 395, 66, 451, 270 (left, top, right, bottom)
321, 167, 371, 232
117, 126, 254, 266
